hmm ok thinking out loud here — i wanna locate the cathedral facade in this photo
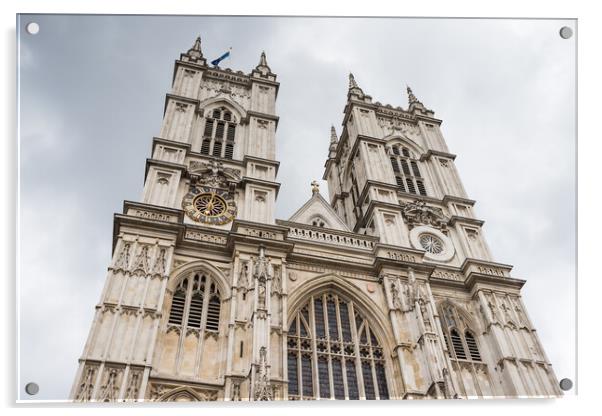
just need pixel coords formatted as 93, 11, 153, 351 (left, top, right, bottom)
70, 37, 561, 402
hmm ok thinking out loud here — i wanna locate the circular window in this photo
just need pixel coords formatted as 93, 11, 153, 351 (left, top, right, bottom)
419, 233, 444, 254
409, 225, 455, 262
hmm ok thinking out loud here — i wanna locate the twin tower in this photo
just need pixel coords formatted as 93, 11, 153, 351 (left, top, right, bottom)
70, 37, 561, 402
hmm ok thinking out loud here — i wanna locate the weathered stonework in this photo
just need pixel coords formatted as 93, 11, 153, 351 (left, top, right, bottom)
71, 37, 561, 402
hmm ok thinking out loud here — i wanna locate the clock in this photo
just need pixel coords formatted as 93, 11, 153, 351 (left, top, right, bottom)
182, 186, 237, 225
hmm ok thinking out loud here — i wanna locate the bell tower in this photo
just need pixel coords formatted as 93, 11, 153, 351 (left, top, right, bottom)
143, 37, 280, 226
70, 37, 288, 402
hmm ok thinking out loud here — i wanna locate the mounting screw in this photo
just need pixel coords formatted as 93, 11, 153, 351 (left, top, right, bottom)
25, 22, 40, 35
559, 378, 573, 391
25, 382, 39, 395
559, 26, 573, 39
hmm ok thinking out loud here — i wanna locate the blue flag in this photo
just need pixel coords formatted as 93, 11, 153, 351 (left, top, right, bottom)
211, 48, 231, 66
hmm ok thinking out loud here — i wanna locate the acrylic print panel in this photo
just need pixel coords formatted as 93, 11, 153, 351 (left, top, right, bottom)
17, 15, 576, 402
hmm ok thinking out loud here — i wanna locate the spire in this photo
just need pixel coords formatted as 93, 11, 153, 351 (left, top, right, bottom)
183, 35, 205, 64
348, 72, 365, 99
330, 125, 338, 144
191, 36, 202, 52
406, 85, 433, 115
255, 51, 271, 74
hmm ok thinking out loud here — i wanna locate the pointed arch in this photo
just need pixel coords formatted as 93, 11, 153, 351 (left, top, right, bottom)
383, 134, 425, 158
168, 259, 231, 299
437, 299, 483, 363
199, 97, 247, 121
157, 386, 203, 402
286, 274, 396, 400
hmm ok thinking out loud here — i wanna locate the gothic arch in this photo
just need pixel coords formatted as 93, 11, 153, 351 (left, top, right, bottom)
436, 299, 480, 333
287, 274, 392, 345
199, 97, 247, 121
168, 259, 231, 299
384, 134, 425, 158
286, 273, 398, 399
157, 386, 203, 402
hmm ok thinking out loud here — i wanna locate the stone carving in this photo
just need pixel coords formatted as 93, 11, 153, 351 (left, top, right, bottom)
124, 370, 141, 401
98, 368, 121, 402
132, 209, 175, 222
152, 248, 167, 276
75, 365, 97, 402
432, 269, 463, 281
131, 245, 150, 274
175, 102, 188, 112
272, 265, 282, 294
401, 200, 448, 230
185, 230, 228, 244
189, 160, 241, 190
254, 346, 273, 401
114, 242, 131, 270
390, 280, 402, 310
238, 260, 250, 291
386, 251, 417, 262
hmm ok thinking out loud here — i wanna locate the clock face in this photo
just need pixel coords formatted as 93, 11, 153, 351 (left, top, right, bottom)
182, 186, 237, 225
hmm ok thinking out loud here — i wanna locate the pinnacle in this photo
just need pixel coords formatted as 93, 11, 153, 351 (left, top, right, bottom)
349, 72, 358, 89
330, 125, 338, 143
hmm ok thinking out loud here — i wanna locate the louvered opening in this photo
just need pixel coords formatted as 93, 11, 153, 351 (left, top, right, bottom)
212, 109, 221, 119
212, 140, 223, 157
168, 290, 186, 325
465, 331, 482, 361
390, 157, 400, 173
187, 293, 203, 328
416, 180, 427, 196
406, 178, 416, 194
400, 159, 411, 175
450, 329, 467, 360
410, 161, 421, 177
402, 147, 410, 157
227, 124, 236, 141
223, 111, 232, 121
203, 119, 214, 137
224, 143, 234, 159
391, 146, 400, 155
395, 176, 405, 190
200, 138, 211, 155
206, 295, 221, 331
215, 121, 225, 139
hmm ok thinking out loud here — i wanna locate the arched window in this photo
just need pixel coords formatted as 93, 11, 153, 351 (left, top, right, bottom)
200, 106, 237, 159
439, 303, 482, 362
167, 273, 221, 332
388, 144, 427, 196
287, 292, 390, 400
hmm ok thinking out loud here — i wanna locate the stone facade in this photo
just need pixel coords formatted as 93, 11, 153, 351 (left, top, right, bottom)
70, 37, 561, 402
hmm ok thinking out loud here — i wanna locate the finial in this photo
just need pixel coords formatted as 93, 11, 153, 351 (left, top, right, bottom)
406, 85, 421, 104
192, 36, 202, 52
311, 180, 320, 195
349, 72, 358, 89
330, 125, 338, 143
255, 50, 271, 73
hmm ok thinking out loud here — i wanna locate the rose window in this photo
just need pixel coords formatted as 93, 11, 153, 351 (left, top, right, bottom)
419, 234, 444, 254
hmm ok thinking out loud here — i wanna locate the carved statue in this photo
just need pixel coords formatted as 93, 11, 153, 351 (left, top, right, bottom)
390, 281, 403, 310
189, 160, 241, 190
401, 200, 448, 230
254, 346, 273, 401
239, 260, 250, 291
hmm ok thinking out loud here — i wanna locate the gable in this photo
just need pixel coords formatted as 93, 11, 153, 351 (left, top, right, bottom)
288, 192, 350, 231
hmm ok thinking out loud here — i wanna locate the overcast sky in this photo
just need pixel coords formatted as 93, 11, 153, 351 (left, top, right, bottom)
18, 15, 575, 400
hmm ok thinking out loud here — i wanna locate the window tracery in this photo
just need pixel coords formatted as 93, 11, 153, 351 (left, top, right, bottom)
201, 107, 236, 159
439, 303, 482, 362
287, 292, 390, 400
167, 273, 221, 333
388, 144, 427, 196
